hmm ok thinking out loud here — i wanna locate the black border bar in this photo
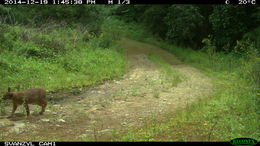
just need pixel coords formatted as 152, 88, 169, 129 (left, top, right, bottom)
0, 142, 233, 146
0, 0, 258, 4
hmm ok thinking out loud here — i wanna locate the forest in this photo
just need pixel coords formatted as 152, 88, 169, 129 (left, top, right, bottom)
0, 5, 259, 141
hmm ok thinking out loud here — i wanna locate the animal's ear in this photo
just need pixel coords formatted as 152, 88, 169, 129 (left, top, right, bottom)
8, 87, 11, 92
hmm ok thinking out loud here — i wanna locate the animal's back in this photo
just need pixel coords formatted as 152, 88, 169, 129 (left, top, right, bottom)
23, 88, 46, 104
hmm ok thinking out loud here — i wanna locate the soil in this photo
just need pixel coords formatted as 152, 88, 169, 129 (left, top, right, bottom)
0, 38, 212, 141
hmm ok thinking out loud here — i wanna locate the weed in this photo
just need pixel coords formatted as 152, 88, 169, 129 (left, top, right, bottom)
105, 18, 259, 141
148, 53, 183, 87
153, 92, 160, 99
0, 23, 126, 95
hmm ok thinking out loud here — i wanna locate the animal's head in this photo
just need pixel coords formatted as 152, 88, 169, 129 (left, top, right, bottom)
3, 92, 14, 100
2, 87, 13, 100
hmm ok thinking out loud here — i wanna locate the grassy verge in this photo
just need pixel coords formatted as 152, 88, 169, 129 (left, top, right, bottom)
0, 23, 126, 114
104, 17, 259, 141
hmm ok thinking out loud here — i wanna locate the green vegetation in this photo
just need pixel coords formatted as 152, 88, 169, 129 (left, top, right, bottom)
148, 54, 183, 87
115, 5, 259, 50
0, 6, 126, 93
0, 5, 259, 142
105, 17, 259, 141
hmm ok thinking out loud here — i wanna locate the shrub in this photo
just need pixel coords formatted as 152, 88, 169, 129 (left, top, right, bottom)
142, 5, 169, 38
209, 5, 258, 50
164, 5, 204, 48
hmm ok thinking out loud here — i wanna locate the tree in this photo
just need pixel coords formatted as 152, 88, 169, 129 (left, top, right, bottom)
209, 5, 258, 51
142, 5, 170, 38
164, 5, 204, 49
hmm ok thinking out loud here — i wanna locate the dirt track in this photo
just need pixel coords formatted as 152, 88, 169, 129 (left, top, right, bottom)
0, 38, 212, 141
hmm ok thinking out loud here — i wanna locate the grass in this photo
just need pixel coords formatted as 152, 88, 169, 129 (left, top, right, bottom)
116, 77, 259, 141
104, 17, 260, 141
0, 23, 126, 93
0, 16, 258, 141
0, 23, 126, 114
148, 53, 183, 87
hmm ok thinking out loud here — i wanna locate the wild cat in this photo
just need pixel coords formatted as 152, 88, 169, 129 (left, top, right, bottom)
3, 88, 47, 117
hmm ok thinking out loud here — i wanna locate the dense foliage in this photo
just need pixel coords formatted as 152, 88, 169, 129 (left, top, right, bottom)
114, 5, 259, 51
164, 5, 204, 48
0, 6, 126, 93
0, 5, 105, 33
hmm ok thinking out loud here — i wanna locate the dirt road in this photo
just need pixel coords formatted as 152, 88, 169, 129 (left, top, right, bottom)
0, 38, 212, 141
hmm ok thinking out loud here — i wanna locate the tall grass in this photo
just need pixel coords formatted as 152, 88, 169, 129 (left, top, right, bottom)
104, 17, 260, 141
0, 23, 126, 94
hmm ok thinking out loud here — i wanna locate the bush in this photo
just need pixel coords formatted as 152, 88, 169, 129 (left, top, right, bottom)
209, 5, 258, 50
0, 24, 15, 50
0, 5, 106, 34
0, 22, 126, 93
142, 5, 169, 38
234, 39, 259, 86
0, 6, 15, 24
164, 5, 204, 48
113, 5, 149, 22
243, 27, 260, 50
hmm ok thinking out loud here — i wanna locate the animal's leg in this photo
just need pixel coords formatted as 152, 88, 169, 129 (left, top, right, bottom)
39, 102, 47, 115
9, 104, 17, 117
24, 103, 30, 116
